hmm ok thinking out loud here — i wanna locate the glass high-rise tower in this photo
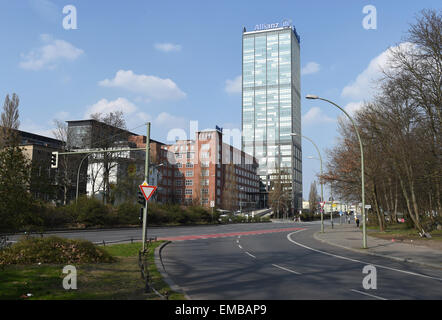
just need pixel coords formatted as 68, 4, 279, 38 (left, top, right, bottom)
241, 23, 302, 211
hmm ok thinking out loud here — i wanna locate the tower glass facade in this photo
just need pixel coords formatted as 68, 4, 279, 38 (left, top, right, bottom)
242, 25, 302, 210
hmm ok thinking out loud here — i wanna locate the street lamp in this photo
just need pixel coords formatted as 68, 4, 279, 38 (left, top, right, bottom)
305, 95, 367, 248
291, 133, 324, 233
76, 153, 92, 204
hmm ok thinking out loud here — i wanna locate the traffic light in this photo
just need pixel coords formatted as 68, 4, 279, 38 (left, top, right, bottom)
137, 190, 146, 206
50, 152, 58, 169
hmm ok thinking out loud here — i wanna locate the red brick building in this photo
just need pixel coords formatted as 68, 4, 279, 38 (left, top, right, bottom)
160, 129, 260, 210
125, 129, 260, 210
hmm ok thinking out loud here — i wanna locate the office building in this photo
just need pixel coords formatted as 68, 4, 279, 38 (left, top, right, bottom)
241, 21, 302, 211
164, 129, 260, 209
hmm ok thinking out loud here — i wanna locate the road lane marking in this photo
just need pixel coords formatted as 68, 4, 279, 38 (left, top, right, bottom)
350, 289, 387, 300
245, 252, 256, 259
272, 264, 301, 275
238, 245, 243, 249
287, 231, 442, 282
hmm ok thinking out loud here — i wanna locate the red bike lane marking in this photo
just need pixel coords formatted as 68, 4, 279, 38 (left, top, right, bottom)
157, 227, 306, 242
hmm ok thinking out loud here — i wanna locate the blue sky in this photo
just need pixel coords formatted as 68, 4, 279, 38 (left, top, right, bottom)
0, 0, 439, 200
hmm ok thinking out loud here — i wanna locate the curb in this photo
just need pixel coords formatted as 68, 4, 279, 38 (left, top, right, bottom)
154, 241, 191, 300
313, 231, 442, 270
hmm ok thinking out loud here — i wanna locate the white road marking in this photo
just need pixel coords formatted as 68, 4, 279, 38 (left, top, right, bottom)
272, 264, 301, 275
238, 245, 242, 249
350, 289, 387, 300
287, 231, 442, 282
245, 252, 256, 259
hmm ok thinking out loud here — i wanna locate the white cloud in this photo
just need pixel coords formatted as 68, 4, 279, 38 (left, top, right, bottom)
154, 43, 182, 52
302, 107, 335, 126
83, 97, 188, 137
341, 43, 413, 100
19, 34, 84, 70
85, 98, 138, 118
98, 70, 186, 101
154, 112, 187, 129
301, 62, 321, 75
344, 101, 364, 117
225, 75, 242, 94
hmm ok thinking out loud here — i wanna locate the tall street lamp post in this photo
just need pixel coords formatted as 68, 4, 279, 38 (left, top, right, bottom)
305, 95, 367, 248
291, 133, 324, 233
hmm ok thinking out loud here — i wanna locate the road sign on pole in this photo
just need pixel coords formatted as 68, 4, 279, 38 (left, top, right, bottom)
139, 182, 157, 202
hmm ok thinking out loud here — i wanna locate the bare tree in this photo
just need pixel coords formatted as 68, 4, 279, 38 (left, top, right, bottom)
89, 111, 127, 204
268, 167, 292, 219
324, 10, 441, 234
52, 120, 80, 205
308, 181, 319, 214
0, 93, 20, 147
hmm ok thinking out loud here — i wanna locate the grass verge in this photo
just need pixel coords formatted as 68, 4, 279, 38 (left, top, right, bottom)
0, 241, 186, 300
367, 223, 442, 250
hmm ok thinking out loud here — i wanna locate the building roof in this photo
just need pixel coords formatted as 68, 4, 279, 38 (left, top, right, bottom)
67, 119, 165, 145
1, 127, 64, 149
243, 25, 301, 43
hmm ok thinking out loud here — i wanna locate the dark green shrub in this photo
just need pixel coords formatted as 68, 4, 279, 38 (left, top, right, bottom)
116, 201, 141, 225
0, 236, 115, 265
74, 196, 110, 227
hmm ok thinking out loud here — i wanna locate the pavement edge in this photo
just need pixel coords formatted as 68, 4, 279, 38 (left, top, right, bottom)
154, 241, 191, 300
313, 231, 442, 270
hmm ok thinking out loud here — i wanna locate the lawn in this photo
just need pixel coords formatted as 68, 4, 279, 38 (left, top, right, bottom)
367, 223, 442, 249
0, 241, 186, 300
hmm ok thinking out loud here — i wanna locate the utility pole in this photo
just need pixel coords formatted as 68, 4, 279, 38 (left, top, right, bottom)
142, 122, 151, 252
330, 184, 334, 229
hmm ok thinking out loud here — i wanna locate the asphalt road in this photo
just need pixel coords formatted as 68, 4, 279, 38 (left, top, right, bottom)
160, 221, 442, 300
8, 221, 311, 243
8, 220, 442, 299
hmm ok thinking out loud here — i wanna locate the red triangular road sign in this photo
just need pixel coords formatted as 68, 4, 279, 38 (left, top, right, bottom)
139, 184, 157, 202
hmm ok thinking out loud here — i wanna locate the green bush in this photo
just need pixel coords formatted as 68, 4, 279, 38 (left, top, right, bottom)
32, 202, 74, 229
145, 204, 214, 225
0, 236, 115, 265
115, 201, 141, 225
74, 196, 110, 227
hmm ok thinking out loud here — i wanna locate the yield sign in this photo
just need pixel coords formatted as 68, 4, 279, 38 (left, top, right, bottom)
139, 182, 157, 202
320, 202, 326, 209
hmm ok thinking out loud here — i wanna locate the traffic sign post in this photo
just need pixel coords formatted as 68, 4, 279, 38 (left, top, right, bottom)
142, 123, 151, 252
139, 181, 157, 252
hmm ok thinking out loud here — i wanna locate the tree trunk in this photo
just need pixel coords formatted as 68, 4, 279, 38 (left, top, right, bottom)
372, 183, 385, 231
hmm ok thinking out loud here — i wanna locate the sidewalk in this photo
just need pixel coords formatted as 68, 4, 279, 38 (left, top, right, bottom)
314, 223, 442, 269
